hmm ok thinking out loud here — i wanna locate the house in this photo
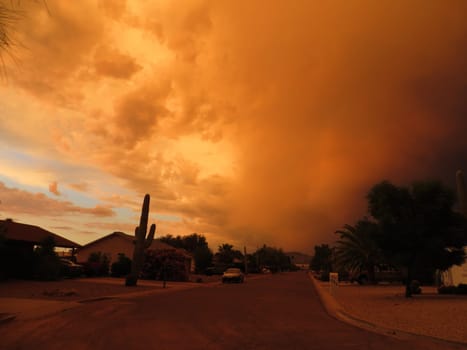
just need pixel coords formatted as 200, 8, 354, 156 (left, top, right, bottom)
1, 219, 81, 251
76, 231, 194, 272
441, 171, 467, 286
0, 219, 81, 279
440, 247, 467, 286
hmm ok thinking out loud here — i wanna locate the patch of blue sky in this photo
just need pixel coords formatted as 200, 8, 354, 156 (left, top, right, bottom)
0, 174, 45, 194
0, 146, 99, 182
0, 148, 36, 165
0, 147, 131, 206
0, 171, 99, 207
113, 207, 134, 220
59, 188, 102, 208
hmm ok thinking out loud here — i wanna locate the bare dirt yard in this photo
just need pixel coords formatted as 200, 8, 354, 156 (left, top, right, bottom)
0, 278, 161, 301
0, 275, 222, 302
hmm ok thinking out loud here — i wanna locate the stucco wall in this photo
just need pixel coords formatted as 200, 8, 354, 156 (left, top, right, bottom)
76, 235, 133, 264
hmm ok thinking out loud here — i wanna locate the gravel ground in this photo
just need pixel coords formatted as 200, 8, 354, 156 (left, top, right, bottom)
318, 281, 467, 344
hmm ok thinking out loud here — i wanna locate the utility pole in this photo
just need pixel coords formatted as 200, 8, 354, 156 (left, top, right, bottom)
244, 246, 248, 275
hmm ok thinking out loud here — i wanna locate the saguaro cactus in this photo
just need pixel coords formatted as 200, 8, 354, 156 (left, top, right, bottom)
456, 170, 467, 217
125, 194, 156, 286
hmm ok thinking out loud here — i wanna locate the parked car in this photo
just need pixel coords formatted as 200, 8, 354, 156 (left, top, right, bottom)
222, 268, 244, 283
350, 264, 404, 285
60, 258, 84, 278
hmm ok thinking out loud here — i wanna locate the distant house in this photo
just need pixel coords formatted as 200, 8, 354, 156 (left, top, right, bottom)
286, 252, 312, 270
76, 231, 194, 272
0, 219, 81, 279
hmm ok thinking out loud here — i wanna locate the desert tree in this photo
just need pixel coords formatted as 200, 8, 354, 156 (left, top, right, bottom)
367, 180, 467, 297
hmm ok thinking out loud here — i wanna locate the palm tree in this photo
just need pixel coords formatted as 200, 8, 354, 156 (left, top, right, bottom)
334, 219, 381, 284
0, 1, 47, 74
0, 2, 20, 54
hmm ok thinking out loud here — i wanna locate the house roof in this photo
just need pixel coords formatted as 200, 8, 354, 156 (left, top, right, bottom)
79, 231, 187, 254
1, 220, 81, 248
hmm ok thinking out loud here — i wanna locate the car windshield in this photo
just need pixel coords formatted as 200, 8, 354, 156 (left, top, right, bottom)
225, 268, 241, 273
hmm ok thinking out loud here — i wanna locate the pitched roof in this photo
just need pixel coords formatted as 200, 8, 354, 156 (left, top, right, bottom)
1, 220, 81, 248
80, 231, 180, 252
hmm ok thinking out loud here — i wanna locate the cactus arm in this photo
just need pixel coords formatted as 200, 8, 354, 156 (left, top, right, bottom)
145, 224, 156, 248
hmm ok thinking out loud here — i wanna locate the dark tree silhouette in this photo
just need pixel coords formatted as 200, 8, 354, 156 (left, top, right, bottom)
159, 233, 213, 273
215, 243, 243, 266
33, 236, 61, 280
252, 245, 291, 273
310, 244, 333, 273
334, 219, 381, 284
368, 180, 467, 297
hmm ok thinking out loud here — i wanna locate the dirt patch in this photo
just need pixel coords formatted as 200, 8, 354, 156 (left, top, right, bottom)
0, 279, 156, 301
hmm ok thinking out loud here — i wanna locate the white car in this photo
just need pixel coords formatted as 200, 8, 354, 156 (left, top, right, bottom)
222, 268, 245, 283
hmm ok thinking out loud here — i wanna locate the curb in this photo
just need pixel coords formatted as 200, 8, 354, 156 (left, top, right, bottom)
307, 273, 467, 347
78, 296, 116, 303
0, 313, 16, 325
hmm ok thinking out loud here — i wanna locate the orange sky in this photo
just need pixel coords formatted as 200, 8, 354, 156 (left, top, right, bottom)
1, 0, 466, 252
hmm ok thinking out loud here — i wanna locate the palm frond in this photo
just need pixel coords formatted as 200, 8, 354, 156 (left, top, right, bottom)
334, 221, 381, 272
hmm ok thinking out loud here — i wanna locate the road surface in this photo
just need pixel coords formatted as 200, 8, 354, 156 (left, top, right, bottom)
0, 272, 464, 349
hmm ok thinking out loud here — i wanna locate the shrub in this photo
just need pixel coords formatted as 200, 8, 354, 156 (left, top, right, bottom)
438, 285, 457, 294
438, 284, 467, 294
142, 249, 189, 281
111, 253, 132, 277
457, 283, 467, 294
319, 269, 330, 281
33, 237, 61, 281
410, 280, 422, 294
34, 255, 61, 280
84, 251, 110, 277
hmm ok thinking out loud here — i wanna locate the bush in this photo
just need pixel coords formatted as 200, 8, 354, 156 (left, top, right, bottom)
111, 253, 132, 277
142, 249, 189, 281
458, 284, 467, 294
438, 284, 467, 294
33, 237, 61, 281
318, 269, 330, 281
34, 255, 61, 280
410, 280, 422, 294
84, 251, 110, 277
438, 285, 457, 294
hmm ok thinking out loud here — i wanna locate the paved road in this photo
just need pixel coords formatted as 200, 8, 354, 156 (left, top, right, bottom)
0, 272, 464, 349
